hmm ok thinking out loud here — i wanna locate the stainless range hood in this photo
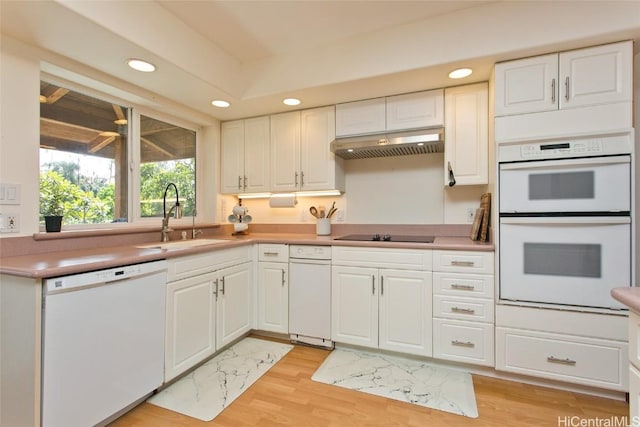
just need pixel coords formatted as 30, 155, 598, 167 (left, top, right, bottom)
330, 128, 444, 160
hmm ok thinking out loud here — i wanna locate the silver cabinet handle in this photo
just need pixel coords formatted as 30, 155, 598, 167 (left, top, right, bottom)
244, 175, 248, 190
237, 176, 242, 190
451, 284, 475, 291
551, 78, 556, 104
220, 277, 225, 295
281, 269, 286, 286
295, 171, 298, 187
263, 252, 280, 256
451, 307, 475, 315
564, 76, 570, 101
213, 278, 219, 299
451, 260, 474, 267
300, 171, 305, 188
381, 276, 384, 296
372, 275, 376, 295
547, 356, 576, 365
452, 340, 475, 348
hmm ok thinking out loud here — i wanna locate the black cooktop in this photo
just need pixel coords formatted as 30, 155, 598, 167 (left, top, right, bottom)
334, 234, 435, 243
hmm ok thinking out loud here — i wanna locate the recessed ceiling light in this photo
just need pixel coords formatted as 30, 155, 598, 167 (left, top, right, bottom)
211, 100, 230, 108
99, 131, 120, 137
127, 58, 156, 73
114, 119, 128, 125
448, 68, 473, 79
39, 95, 48, 103
283, 98, 301, 106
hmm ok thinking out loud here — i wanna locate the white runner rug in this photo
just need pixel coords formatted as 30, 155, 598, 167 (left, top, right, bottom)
147, 337, 293, 421
312, 347, 478, 418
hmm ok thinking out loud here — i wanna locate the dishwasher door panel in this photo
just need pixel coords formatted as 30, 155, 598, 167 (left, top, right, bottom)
42, 269, 165, 427
289, 260, 331, 340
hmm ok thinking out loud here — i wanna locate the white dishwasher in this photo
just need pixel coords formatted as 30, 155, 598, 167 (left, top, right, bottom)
289, 245, 333, 349
42, 260, 167, 427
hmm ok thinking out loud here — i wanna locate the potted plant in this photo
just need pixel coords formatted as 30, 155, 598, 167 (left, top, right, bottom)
40, 172, 66, 232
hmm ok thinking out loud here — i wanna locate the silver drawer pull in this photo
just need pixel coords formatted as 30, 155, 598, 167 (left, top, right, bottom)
263, 252, 280, 256
451, 284, 475, 291
451, 307, 475, 314
451, 260, 474, 267
547, 356, 576, 366
451, 340, 475, 348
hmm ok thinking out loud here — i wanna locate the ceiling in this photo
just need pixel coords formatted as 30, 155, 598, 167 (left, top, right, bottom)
1, 1, 639, 124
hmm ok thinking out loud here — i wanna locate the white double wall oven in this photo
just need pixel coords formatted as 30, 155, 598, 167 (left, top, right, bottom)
498, 133, 634, 310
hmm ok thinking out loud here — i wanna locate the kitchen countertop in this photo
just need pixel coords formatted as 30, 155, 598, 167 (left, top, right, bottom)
0, 233, 493, 279
611, 287, 640, 313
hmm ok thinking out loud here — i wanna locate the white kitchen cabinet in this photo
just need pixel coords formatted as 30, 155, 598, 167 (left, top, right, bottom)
444, 83, 488, 186
164, 247, 252, 382
216, 262, 252, 349
495, 41, 632, 117
331, 247, 432, 357
270, 107, 343, 192
495, 304, 628, 391
386, 89, 444, 131
432, 250, 495, 366
335, 90, 444, 137
335, 98, 386, 137
221, 116, 270, 194
257, 244, 289, 334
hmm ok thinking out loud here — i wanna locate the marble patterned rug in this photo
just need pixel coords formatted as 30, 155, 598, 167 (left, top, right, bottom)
147, 337, 293, 421
312, 347, 478, 418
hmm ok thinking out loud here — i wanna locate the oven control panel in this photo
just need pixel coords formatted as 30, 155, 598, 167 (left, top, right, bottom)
520, 139, 603, 159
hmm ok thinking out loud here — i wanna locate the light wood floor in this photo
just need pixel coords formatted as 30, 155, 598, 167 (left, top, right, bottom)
110, 338, 629, 427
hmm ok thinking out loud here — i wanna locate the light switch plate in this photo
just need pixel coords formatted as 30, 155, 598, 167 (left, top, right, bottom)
0, 183, 21, 205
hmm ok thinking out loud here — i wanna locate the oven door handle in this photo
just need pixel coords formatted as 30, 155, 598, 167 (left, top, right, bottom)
500, 216, 630, 225
499, 155, 630, 171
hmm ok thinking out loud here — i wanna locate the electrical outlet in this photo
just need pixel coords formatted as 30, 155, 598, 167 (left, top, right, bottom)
0, 213, 19, 233
466, 208, 475, 223
336, 209, 345, 223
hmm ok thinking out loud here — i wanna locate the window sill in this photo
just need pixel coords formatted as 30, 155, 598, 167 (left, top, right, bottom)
33, 223, 222, 241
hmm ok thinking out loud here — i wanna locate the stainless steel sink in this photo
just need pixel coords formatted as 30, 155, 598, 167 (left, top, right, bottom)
136, 238, 229, 250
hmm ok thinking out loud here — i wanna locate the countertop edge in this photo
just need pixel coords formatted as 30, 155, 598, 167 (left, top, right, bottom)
1, 234, 493, 279
611, 287, 640, 313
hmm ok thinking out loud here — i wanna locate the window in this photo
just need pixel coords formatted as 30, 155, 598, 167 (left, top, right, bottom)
39, 80, 197, 227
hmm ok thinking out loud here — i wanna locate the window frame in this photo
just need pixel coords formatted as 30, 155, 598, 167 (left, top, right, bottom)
39, 73, 201, 230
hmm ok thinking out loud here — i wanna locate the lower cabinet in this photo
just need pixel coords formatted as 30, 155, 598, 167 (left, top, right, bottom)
164, 252, 252, 382
257, 244, 289, 334
331, 265, 432, 356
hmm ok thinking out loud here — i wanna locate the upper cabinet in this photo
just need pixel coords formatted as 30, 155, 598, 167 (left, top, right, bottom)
270, 106, 344, 193
444, 83, 488, 186
495, 41, 633, 117
221, 116, 270, 194
335, 89, 444, 137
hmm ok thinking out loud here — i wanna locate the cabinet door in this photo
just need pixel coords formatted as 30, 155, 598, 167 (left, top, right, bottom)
244, 116, 271, 193
216, 262, 252, 349
335, 98, 386, 137
559, 41, 632, 110
165, 273, 217, 381
331, 266, 378, 348
220, 120, 245, 194
444, 83, 488, 186
270, 111, 301, 192
386, 89, 443, 131
300, 106, 337, 191
494, 53, 558, 116
257, 262, 288, 334
378, 269, 432, 356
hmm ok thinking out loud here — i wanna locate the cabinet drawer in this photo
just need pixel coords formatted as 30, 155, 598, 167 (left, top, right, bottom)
496, 327, 628, 391
433, 318, 494, 366
433, 295, 493, 322
258, 243, 288, 262
433, 272, 494, 298
433, 250, 494, 274
332, 246, 431, 270
168, 245, 252, 282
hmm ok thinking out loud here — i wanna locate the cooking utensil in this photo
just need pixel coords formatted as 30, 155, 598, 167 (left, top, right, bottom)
327, 207, 337, 218
318, 205, 326, 218
309, 206, 319, 218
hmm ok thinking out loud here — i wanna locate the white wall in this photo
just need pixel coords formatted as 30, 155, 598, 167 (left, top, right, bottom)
0, 38, 40, 236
